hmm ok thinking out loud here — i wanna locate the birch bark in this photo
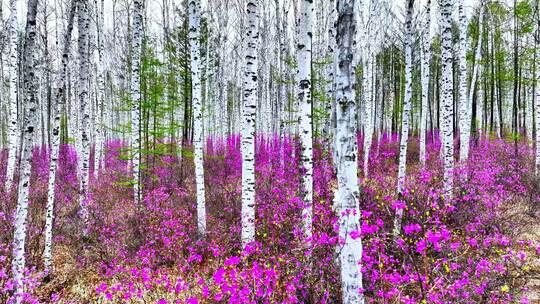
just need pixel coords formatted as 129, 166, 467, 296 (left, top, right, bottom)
440, 0, 455, 196
335, 0, 364, 302
188, 0, 207, 236
5, 0, 19, 191
462, 4, 484, 161
458, 0, 470, 162
419, 0, 431, 166
241, 1, 259, 249
131, 0, 143, 202
297, 0, 313, 241
44, 0, 76, 274
536, 30, 540, 174
393, 0, 414, 236
78, 0, 91, 231
93, 0, 105, 178
11, 0, 39, 302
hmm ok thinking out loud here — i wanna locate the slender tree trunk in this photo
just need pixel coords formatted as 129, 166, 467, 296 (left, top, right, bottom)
477, 62, 484, 139
323, 0, 336, 143
131, 0, 143, 202
535, 24, 540, 174
44, 0, 76, 274
362, 54, 373, 177
188, 0, 207, 236
393, 0, 414, 237
512, 0, 519, 155
526, 55, 534, 143
241, 0, 259, 249
335, 0, 364, 302
297, 0, 313, 241
11, 0, 39, 302
77, 0, 91, 232
5, 0, 19, 191
457, 0, 470, 162
419, 0, 431, 166
462, 5, 484, 159
440, 0, 455, 197
93, 0, 105, 178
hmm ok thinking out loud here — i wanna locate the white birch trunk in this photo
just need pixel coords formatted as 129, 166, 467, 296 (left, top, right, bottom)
188, 0, 207, 236
131, 0, 143, 202
335, 1, 364, 302
526, 84, 533, 143
536, 43, 540, 174
5, 0, 19, 191
463, 5, 484, 161
393, 0, 414, 237
440, 0, 455, 197
78, 0, 91, 231
362, 54, 373, 177
457, 0, 469, 163
477, 63, 484, 138
297, 0, 313, 241
419, 0, 431, 166
241, 0, 259, 249
11, 1, 39, 302
324, 0, 336, 142
93, 0, 105, 178
44, 0, 76, 274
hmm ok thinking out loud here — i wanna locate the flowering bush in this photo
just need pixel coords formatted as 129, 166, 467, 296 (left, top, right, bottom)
0, 135, 538, 303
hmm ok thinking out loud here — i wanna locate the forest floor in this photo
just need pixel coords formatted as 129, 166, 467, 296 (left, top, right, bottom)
520, 211, 540, 303
1, 134, 539, 303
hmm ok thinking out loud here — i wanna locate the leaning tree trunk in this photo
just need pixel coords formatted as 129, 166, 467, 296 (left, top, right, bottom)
440, 0, 455, 196
335, 0, 364, 303
241, 0, 259, 249
77, 0, 91, 232
297, 0, 314, 241
419, 0, 431, 166
188, 0, 207, 236
44, 0, 76, 274
131, 0, 143, 203
457, 0, 469, 162
11, 0, 39, 302
393, 0, 414, 237
5, 0, 19, 191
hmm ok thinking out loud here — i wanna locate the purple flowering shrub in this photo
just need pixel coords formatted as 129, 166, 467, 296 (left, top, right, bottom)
0, 135, 538, 303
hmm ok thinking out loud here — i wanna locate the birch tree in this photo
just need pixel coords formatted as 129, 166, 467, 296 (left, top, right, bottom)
458, 0, 470, 162
477, 62, 485, 138
78, 0, 91, 231
11, 0, 39, 302
362, 53, 374, 177
536, 20, 540, 174
5, 0, 19, 191
440, 0, 455, 196
44, 0, 77, 274
297, 0, 313, 241
362, 2, 376, 178
189, 0, 207, 236
393, 0, 414, 237
465, 4, 484, 157
131, 0, 143, 202
335, 0, 364, 302
93, 0, 105, 178
323, 0, 336, 142
419, 0, 431, 166
241, 0, 259, 249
